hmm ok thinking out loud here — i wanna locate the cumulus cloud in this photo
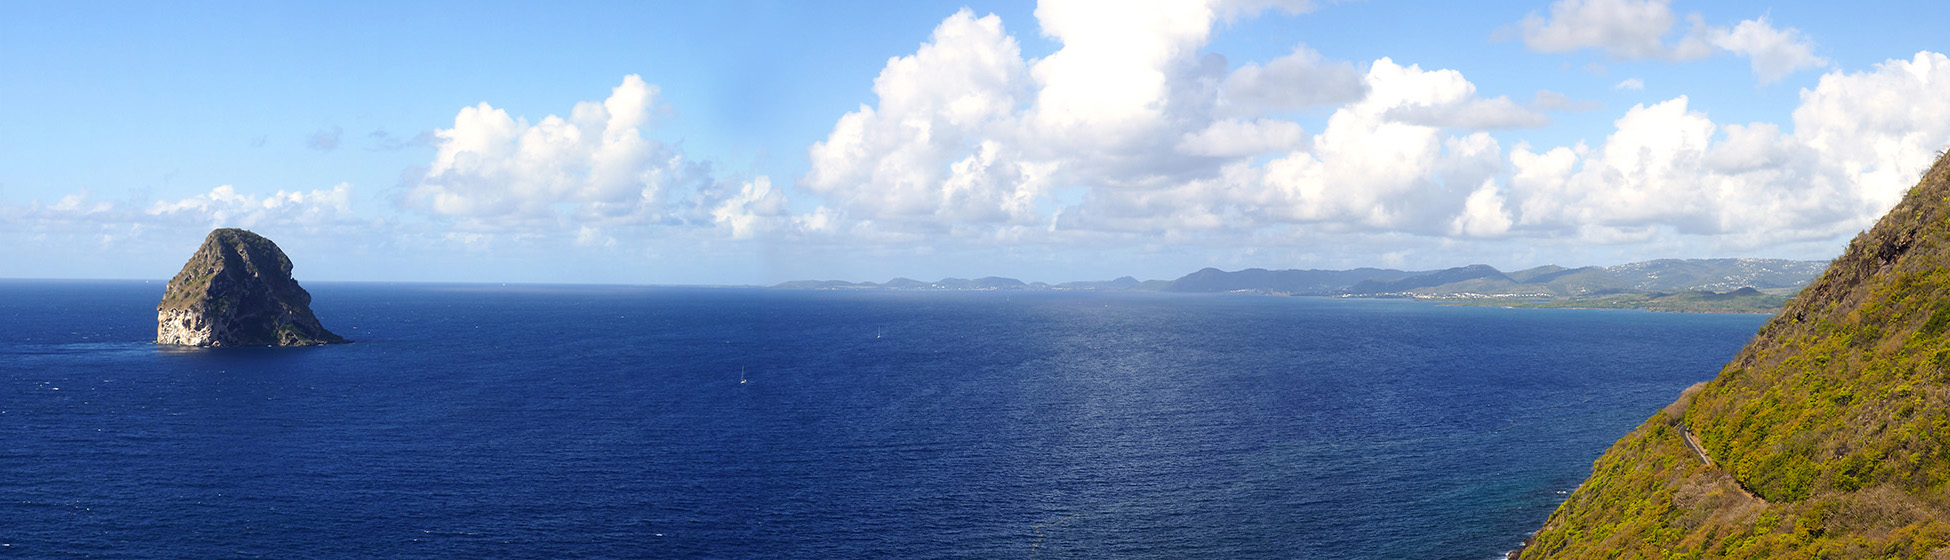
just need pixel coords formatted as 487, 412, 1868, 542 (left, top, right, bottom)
1177, 119, 1309, 157
48, 191, 115, 215
1515, 0, 1706, 60
1451, 180, 1516, 237
1709, 17, 1830, 85
405, 75, 719, 229
802, 1, 1530, 238
787, 3, 1950, 268
1023, 0, 1224, 173
1512, 0, 1825, 84
1384, 95, 1549, 130
802, 9, 1034, 225
1219, 45, 1368, 115
711, 177, 790, 240
1248, 58, 1509, 230
1490, 51, 1950, 246
1792, 52, 1950, 215
148, 183, 355, 228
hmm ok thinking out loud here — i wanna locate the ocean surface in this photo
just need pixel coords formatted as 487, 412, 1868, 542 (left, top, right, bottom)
0, 280, 1769, 559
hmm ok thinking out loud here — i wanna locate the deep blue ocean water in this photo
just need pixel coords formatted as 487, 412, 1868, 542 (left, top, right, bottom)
0, 280, 1769, 559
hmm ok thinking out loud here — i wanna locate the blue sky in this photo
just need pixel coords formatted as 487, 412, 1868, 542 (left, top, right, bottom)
4, 0, 1949, 285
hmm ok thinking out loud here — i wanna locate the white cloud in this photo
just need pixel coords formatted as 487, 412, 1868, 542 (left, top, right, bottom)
1516, 0, 1703, 60
802, 3, 1532, 239
1248, 58, 1509, 231
1492, 52, 1950, 247
786, 4, 1949, 272
405, 75, 716, 228
711, 177, 790, 240
1513, 0, 1824, 84
1219, 45, 1368, 115
1366, 59, 1548, 130
1709, 17, 1830, 85
48, 191, 114, 214
1792, 51, 1950, 216
1385, 96, 1549, 130
4, 183, 357, 233
1615, 78, 1645, 90
1026, 0, 1216, 148
1451, 180, 1515, 237
801, 9, 1034, 225
148, 183, 355, 228
1177, 119, 1309, 157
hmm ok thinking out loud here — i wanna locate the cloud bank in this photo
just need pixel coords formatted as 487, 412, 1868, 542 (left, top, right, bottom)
1513, 0, 1828, 84
11, 1, 1950, 283
784, 1, 1949, 265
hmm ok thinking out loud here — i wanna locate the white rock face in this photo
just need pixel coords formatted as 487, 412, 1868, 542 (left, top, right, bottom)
157, 307, 226, 347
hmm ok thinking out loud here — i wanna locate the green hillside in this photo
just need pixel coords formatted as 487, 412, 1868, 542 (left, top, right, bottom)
1517, 153, 1950, 559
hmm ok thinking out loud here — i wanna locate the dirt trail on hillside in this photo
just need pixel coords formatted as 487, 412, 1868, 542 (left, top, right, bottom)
1682, 425, 1767, 503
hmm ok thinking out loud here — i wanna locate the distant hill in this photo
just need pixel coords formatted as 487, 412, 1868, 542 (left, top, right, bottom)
1604, 258, 1829, 291
772, 275, 1165, 291
770, 279, 877, 290
766, 259, 1829, 309
1057, 276, 1142, 290
1154, 259, 1824, 299
1473, 286, 1787, 314
1347, 264, 1509, 294
770, 276, 1035, 291
1164, 267, 1424, 294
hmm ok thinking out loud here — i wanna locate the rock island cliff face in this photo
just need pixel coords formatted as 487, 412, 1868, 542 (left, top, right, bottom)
156, 228, 347, 347
1517, 152, 1950, 559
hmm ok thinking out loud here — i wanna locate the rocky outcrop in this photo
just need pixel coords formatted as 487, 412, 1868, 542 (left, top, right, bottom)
156, 228, 347, 347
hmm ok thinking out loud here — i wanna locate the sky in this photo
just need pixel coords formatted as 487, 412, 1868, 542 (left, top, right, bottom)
4, 0, 1950, 285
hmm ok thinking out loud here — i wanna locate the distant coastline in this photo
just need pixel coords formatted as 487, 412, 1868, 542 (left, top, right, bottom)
769, 258, 1824, 313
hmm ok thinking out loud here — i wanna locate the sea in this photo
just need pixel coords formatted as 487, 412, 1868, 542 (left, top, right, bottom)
0, 280, 1769, 559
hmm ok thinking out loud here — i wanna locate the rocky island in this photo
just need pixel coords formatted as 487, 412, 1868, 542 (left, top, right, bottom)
1516, 151, 1950, 558
156, 228, 347, 347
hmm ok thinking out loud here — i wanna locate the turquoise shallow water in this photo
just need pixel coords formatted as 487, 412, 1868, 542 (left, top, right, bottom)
0, 281, 1768, 559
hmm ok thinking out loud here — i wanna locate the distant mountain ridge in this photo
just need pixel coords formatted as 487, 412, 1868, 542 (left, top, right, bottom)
770, 258, 1828, 299
1165, 267, 1422, 294
1162, 258, 1823, 298
764, 277, 1170, 294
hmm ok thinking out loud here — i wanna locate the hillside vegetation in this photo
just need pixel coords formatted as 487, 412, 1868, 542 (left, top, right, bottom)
1517, 152, 1950, 559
